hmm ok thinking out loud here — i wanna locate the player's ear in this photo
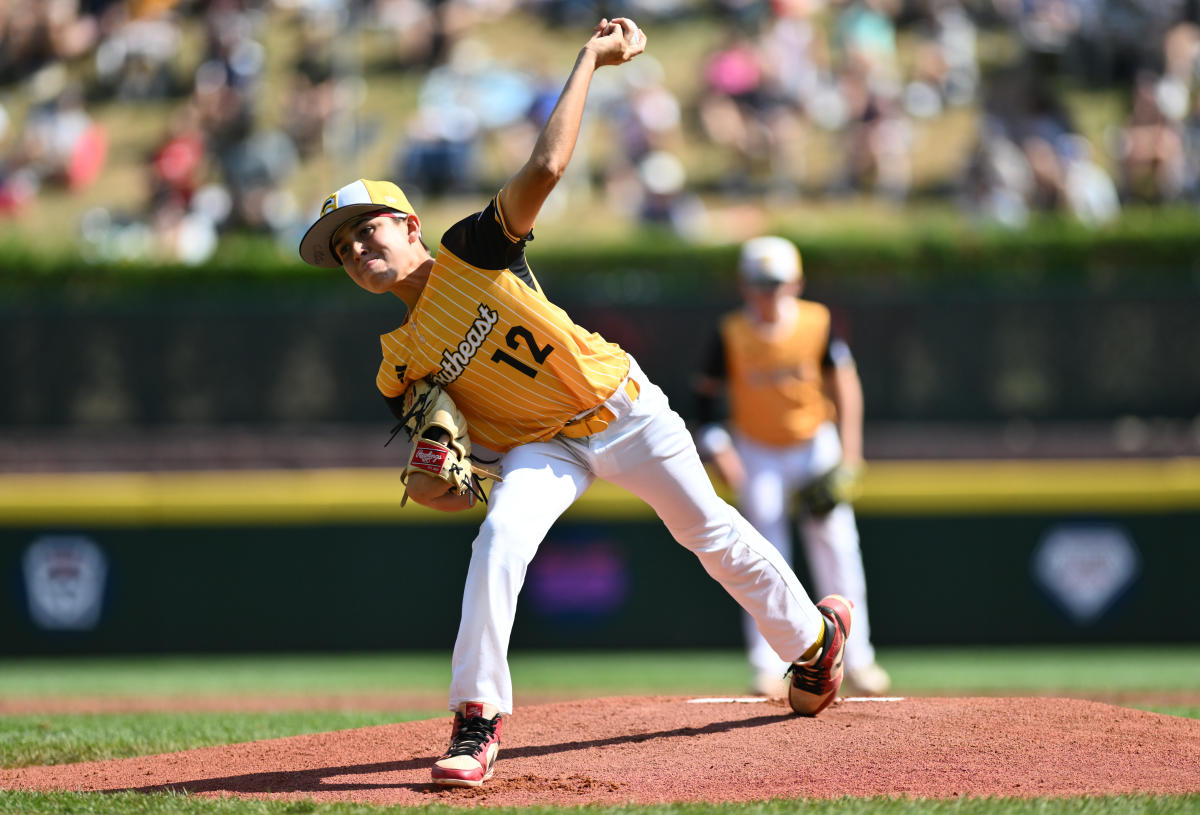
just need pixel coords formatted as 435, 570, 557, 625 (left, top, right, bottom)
403, 213, 426, 248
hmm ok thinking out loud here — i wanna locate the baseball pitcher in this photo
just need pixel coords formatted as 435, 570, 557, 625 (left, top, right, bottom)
299, 20, 853, 789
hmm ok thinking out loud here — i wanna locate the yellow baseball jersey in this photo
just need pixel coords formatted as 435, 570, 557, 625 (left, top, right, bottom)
714, 300, 838, 447
376, 196, 629, 452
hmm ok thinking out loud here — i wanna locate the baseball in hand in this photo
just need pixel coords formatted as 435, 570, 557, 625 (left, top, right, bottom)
604, 18, 641, 46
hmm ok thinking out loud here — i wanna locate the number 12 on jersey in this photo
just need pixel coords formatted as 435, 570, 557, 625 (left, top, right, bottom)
491, 325, 554, 378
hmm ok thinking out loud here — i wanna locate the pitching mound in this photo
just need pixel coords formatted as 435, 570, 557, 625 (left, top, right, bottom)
2, 696, 1198, 806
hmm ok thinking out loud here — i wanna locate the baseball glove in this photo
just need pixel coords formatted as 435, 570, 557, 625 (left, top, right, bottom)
797, 464, 863, 517
388, 379, 501, 507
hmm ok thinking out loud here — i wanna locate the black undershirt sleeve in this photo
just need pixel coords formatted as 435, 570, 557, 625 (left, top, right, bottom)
694, 327, 728, 426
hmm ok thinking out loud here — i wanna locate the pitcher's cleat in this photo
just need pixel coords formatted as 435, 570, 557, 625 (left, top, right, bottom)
431, 703, 503, 787
786, 594, 852, 715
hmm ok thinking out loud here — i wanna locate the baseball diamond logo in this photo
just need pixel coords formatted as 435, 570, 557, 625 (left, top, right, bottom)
1032, 524, 1140, 624
432, 303, 500, 386
23, 536, 108, 630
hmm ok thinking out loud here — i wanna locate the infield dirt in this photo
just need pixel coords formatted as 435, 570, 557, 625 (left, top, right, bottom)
2, 695, 1199, 805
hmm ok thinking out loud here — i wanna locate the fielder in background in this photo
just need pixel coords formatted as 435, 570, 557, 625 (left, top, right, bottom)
693, 236, 891, 698
299, 19, 853, 790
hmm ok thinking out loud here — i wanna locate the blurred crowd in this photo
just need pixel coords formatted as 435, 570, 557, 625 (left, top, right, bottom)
2, 0, 1200, 262
686, 0, 1200, 230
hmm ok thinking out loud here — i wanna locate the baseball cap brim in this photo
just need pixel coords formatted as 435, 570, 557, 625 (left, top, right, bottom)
298, 179, 413, 267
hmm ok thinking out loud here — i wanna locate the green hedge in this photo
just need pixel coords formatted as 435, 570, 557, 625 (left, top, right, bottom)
4, 206, 1200, 300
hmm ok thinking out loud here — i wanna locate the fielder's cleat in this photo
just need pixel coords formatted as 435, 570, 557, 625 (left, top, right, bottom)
786, 594, 853, 716
845, 662, 892, 697
751, 671, 790, 699
431, 703, 503, 787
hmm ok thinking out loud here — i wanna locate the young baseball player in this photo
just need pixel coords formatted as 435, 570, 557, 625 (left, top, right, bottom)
693, 236, 891, 699
299, 20, 851, 789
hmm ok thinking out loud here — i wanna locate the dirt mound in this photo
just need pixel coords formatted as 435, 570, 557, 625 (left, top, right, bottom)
3, 696, 1198, 806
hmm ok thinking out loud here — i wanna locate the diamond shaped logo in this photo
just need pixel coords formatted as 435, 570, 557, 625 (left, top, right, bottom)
1032, 524, 1140, 625
23, 535, 108, 630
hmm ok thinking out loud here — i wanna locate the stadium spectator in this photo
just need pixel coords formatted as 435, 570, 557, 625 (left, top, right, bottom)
902, 0, 979, 118
91, 0, 184, 101
0, 0, 112, 85
389, 39, 496, 198
0, 68, 107, 214
962, 62, 1120, 226
281, 23, 345, 160
148, 101, 207, 210
600, 55, 701, 227
959, 117, 1035, 228
695, 26, 774, 193
827, 56, 911, 201
1115, 70, 1187, 203
755, 0, 827, 191
1058, 133, 1120, 226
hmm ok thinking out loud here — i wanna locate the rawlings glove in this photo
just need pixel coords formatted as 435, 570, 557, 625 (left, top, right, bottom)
797, 463, 863, 517
388, 379, 501, 507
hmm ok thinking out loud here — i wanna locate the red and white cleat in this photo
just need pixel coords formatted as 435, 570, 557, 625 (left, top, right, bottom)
787, 594, 853, 716
431, 703, 503, 787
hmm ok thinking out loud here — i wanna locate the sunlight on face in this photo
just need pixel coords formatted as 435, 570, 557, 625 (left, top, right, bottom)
332, 214, 404, 264
332, 214, 407, 293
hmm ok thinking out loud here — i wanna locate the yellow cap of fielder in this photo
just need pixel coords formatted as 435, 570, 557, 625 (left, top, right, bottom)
299, 179, 415, 267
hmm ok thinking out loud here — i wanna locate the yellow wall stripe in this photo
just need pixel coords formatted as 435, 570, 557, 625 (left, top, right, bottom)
855, 458, 1200, 513
1, 458, 1198, 526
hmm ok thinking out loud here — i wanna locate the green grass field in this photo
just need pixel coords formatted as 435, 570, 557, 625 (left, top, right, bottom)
3, 792, 1199, 815
1, 647, 1198, 814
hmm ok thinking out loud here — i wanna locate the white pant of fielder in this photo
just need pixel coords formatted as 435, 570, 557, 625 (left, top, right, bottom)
449, 356, 825, 714
734, 423, 877, 681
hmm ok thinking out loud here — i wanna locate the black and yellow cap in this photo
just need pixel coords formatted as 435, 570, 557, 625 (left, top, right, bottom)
298, 179, 415, 267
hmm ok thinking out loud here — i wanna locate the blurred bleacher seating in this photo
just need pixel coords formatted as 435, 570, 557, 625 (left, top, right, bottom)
1, 0, 1199, 265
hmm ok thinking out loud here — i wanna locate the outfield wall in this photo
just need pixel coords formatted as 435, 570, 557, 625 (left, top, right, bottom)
4, 284, 1199, 429
2, 460, 1198, 655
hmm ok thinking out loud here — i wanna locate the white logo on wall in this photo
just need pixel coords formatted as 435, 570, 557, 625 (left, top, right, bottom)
1032, 524, 1140, 625
22, 536, 109, 631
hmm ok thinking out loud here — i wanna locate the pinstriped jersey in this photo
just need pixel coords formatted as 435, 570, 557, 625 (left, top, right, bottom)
715, 300, 837, 447
376, 196, 629, 452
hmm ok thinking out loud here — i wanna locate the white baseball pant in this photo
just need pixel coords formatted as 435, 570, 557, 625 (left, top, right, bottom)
734, 422, 877, 678
448, 356, 826, 714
